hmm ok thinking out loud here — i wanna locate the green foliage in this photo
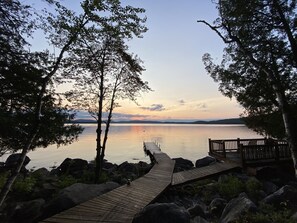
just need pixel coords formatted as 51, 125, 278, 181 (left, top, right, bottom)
190, 180, 219, 204
218, 175, 245, 200
12, 176, 37, 195
97, 171, 109, 184
200, 0, 297, 139
57, 175, 77, 189
0, 172, 9, 190
237, 203, 297, 223
246, 177, 262, 195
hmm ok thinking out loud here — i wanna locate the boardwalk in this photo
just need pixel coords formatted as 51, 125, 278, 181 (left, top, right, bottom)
41, 142, 175, 223
41, 142, 243, 222
172, 162, 240, 186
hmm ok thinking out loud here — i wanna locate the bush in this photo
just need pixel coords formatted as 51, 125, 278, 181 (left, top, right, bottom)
218, 175, 245, 200
246, 178, 262, 194
57, 175, 77, 188
237, 206, 296, 223
13, 176, 37, 195
0, 171, 9, 190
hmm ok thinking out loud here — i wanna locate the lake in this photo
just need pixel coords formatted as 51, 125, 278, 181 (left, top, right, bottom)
1, 124, 260, 169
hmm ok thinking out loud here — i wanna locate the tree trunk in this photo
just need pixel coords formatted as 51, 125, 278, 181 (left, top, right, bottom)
0, 149, 28, 206
94, 70, 105, 183
274, 89, 297, 177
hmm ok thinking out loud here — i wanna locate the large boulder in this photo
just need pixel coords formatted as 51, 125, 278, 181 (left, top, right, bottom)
195, 156, 216, 168
220, 193, 257, 223
191, 216, 209, 223
32, 168, 50, 180
58, 158, 89, 177
5, 154, 30, 168
187, 202, 207, 218
262, 181, 278, 195
208, 198, 227, 217
102, 160, 117, 173
261, 185, 297, 208
118, 161, 138, 175
256, 167, 294, 184
133, 203, 191, 223
12, 198, 45, 223
41, 182, 119, 220
173, 157, 194, 172
136, 161, 152, 175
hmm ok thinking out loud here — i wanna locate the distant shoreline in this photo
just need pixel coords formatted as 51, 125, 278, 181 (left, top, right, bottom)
69, 118, 245, 125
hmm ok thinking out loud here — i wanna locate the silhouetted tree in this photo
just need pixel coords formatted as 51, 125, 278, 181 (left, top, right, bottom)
64, 3, 149, 181
198, 0, 297, 176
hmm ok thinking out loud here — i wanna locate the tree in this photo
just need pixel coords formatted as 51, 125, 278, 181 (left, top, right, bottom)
64, 11, 149, 181
198, 0, 297, 176
0, 0, 86, 206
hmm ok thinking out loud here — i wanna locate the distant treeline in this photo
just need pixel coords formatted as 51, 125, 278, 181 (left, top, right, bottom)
70, 118, 245, 125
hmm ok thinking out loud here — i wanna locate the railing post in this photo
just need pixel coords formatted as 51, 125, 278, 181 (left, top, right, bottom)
222, 140, 226, 158
237, 138, 240, 152
275, 143, 279, 162
240, 143, 245, 168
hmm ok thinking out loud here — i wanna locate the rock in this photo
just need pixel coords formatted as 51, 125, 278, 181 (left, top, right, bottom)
133, 203, 191, 223
33, 183, 59, 200
187, 202, 207, 218
136, 161, 152, 174
262, 185, 297, 207
12, 199, 45, 223
220, 193, 257, 223
291, 212, 297, 220
41, 182, 119, 220
208, 198, 227, 217
173, 157, 194, 172
32, 168, 50, 180
58, 158, 88, 177
195, 156, 216, 168
102, 160, 117, 172
118, 161, 138, 174
5, 154, 30, 168
191, 216, 209, 223
256, 167, 294, 184
262, 181, 278, 195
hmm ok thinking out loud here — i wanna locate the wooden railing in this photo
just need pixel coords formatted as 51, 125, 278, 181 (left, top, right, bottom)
209, 138, 290, 166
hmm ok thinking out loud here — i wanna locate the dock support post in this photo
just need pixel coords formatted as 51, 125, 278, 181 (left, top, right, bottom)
208, 138, 212, 155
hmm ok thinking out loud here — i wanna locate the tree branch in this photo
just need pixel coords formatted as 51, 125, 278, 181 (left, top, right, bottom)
197, 20, 234, 44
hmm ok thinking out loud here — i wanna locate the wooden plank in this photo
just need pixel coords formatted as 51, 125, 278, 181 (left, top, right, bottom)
172, 162, 240, 186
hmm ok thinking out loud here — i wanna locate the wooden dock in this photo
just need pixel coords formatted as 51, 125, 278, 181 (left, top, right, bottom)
41, 142, 175, 223
41, 142, 245, 222
208, 138, 292, 167
172, 162, 240, 186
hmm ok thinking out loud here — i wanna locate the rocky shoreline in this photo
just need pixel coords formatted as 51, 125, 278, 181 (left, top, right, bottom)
0, 155, 297, 223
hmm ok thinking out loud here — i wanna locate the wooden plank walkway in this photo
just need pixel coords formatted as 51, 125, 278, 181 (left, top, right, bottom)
41, 142, 175, 223
172, 162, 240, 186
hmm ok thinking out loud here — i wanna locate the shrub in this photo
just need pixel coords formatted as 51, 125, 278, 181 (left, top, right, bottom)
0, 171, 9, 190
246, 177, 262, 194
218, 175, 245, 200
13, 176, 37, 195
57, 175, 77, 188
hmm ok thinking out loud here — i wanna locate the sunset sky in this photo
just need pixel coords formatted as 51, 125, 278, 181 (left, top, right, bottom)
116, 0, 243, 121
31, 0, 244, 121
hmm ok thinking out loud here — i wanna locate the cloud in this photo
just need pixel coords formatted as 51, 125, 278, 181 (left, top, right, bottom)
140, 104, 166, 111
178, 99, 186, 105
196, 103, 207, 109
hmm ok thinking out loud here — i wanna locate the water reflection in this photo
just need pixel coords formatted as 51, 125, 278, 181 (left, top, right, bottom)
9, 124, 259, 169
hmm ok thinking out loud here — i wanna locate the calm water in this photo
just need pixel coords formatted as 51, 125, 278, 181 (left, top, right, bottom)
1, 124, 260, 169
